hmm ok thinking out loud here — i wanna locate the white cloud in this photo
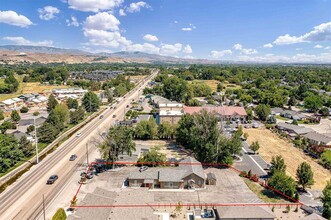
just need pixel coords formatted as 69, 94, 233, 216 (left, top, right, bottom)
126, 43, 159, 54
182, 23, 196, 31
273, 21, 331, 45
183, 44, 192, 54
66, 16, 79, 27
84, 12, 120, 31
233, 43, 243, 50
233, 43, 257, 54
38, 6, 60, 20
241, 48, 258, 55
210, 50, 232, 59
127, 1, 150, 13
263, 43, 273, 48
235, 53, 331, 64
3, 36, 53, 46
160, 43, 182, 55
119, 9, 126, 16
83, 29, 131, 48
181, 28, 192, 31
325, 46, 330, 50
314, 44, 323, 49
174, 20, 178, 24
0, 10, 33, 27
68, 0, 123, 12
143, 34, 158, 42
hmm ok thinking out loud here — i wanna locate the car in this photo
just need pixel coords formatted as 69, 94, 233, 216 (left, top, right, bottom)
139, 166, 148, 172
69, 154, 77, 161
80, 172, 94, 179
47, 175, 58, 184
76, 132, 81, 137
112, 115, 116, 118
99, 115, 104, 119
126, 105, 129, 108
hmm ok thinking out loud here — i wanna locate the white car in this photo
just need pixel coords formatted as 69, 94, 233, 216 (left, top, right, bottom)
76, 132, 81, 137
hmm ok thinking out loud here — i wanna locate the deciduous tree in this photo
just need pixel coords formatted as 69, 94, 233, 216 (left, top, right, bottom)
296, 162, 314, 190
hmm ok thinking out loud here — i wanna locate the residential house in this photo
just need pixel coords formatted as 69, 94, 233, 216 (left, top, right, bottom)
300, 213, 327, 220
271, 108, 306, 121
215, 206, 275, 220
276, 123, 314, 138
127, 157, 206, 189
303, 132, 331, 149
184, 106, 247, 122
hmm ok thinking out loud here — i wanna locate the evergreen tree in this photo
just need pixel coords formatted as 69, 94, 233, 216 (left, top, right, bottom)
47, 94, 58, 112
322, 179, 331, 219
11, 110, 21, 123
82, 91, 100, 112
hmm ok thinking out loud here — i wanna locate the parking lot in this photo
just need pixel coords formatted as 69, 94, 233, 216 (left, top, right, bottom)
69, 166, 262, 219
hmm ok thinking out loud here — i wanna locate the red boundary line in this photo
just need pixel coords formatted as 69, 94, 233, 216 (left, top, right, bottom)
70, 161, 303, 209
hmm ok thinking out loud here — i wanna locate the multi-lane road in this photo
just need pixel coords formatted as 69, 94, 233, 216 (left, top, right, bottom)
0, 69, 158, 220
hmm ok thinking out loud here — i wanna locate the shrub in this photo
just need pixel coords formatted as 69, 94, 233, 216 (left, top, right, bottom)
20, 106, 29, 113
52, 208, 66, 220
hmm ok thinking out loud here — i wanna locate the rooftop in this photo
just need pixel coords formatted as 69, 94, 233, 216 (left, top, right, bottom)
183, 106, 247, 116
159, 110, 183, 116
215, 206, 275, 219
303, 131, 331, 144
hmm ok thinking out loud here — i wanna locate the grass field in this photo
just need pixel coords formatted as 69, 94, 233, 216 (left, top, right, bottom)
192, 80, 219, 91
0, 82, 68, 101
244, 128, 330, 190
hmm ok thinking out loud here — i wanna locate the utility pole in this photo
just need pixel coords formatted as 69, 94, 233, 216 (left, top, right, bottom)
34, 113, 39, 164
43, 194, 46, 220
86, 143, 89, 165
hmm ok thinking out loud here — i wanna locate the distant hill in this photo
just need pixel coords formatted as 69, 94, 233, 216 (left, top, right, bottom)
0, 45, 91, 55
0, 45, 216, 64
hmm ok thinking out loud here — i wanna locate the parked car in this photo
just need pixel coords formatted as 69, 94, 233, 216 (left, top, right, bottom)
126, 105, 129, 108
112, 115, 116, 118
47, 175, 58, 184
139, 166, 148, 172
81, 172, 94, 179
76, 132, 81, 137
69, 154, 77, 161
99, 115, 104, 119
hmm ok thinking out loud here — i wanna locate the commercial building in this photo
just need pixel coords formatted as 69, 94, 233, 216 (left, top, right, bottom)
52, 88, 87, 99
128, 157, 206, 189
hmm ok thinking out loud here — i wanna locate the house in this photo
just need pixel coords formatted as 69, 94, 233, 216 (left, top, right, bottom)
127, 157, 206, 189
1, 98, 24, 110
159, 103, 184, 124
276, 123, 314, 136
300, 213, 327, 220
271, 108, 306, 120
303, 132, 331, 147
206, 173, 216, 185
183, 106, 247, 122
18, 94, 35, 102
215, 206, 275, 220
135, 115, 151, 123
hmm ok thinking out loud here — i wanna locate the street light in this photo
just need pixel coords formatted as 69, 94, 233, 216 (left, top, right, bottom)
33, 111, 40, 164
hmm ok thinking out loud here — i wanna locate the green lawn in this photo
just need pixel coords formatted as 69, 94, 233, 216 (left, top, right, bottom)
275, 115, 289, 121
242, 178, 289, 203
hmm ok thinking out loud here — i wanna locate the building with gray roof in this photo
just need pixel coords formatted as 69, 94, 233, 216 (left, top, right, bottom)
215, 206, 275, 220
303, 131, 331, 147
276, 123, 314, 135
127, 156, 206, 189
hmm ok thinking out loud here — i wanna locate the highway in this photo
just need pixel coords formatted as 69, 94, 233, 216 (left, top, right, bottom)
0, 69, 158, 220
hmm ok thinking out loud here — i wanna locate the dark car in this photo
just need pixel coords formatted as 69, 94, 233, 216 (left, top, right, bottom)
69, 154, 77, 161
112, 115, 116, 118
99, 115, 104, 119
47, 175, 58, 184
80, 172, 94, 179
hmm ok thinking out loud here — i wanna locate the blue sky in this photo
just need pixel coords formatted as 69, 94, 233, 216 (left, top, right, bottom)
0, 0, 331, 63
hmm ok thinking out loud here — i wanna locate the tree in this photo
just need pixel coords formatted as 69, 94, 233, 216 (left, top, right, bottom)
0, 110, 4, 120
52, 208, 66, 220
321, 179, 331, 219
46, 110, 64, 132
288, 96, 297, 107
18, 136, 34, 157
99, 126, 136, 168
296, 162, 314, 191
176, 114, 195, 148
268, 171, 297, 198
304, 95, 323, 112
134, 118, 158, 140
319, 107, 330, 117
47, 94, 58, 112
270, 155, 286, 175
250, 141, 260, 154
0, 121, 16, 133
246, 108, 253, 121
27, 125, 35, 133
20, 106, 29, 113
82, 91, 100, 112
217, 83, 223, 92
266, 115, 276, 124
243, 132, 249, 140
11, 110, 21, 123
320, 151, 331, 170
137, 147, 167, 166
70, 106, 85, 124
255, 104, 271, 121
158, 122, 175, 139
53, 104, 70, 124
37, 122, 59, 143
163, 76, 188, 102
67, 98, 78, 109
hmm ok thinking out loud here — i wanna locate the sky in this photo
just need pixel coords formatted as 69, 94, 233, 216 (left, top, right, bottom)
0, 0, 331, 63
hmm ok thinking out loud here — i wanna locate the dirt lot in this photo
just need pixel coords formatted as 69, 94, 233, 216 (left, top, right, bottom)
244, 128, 330, 190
